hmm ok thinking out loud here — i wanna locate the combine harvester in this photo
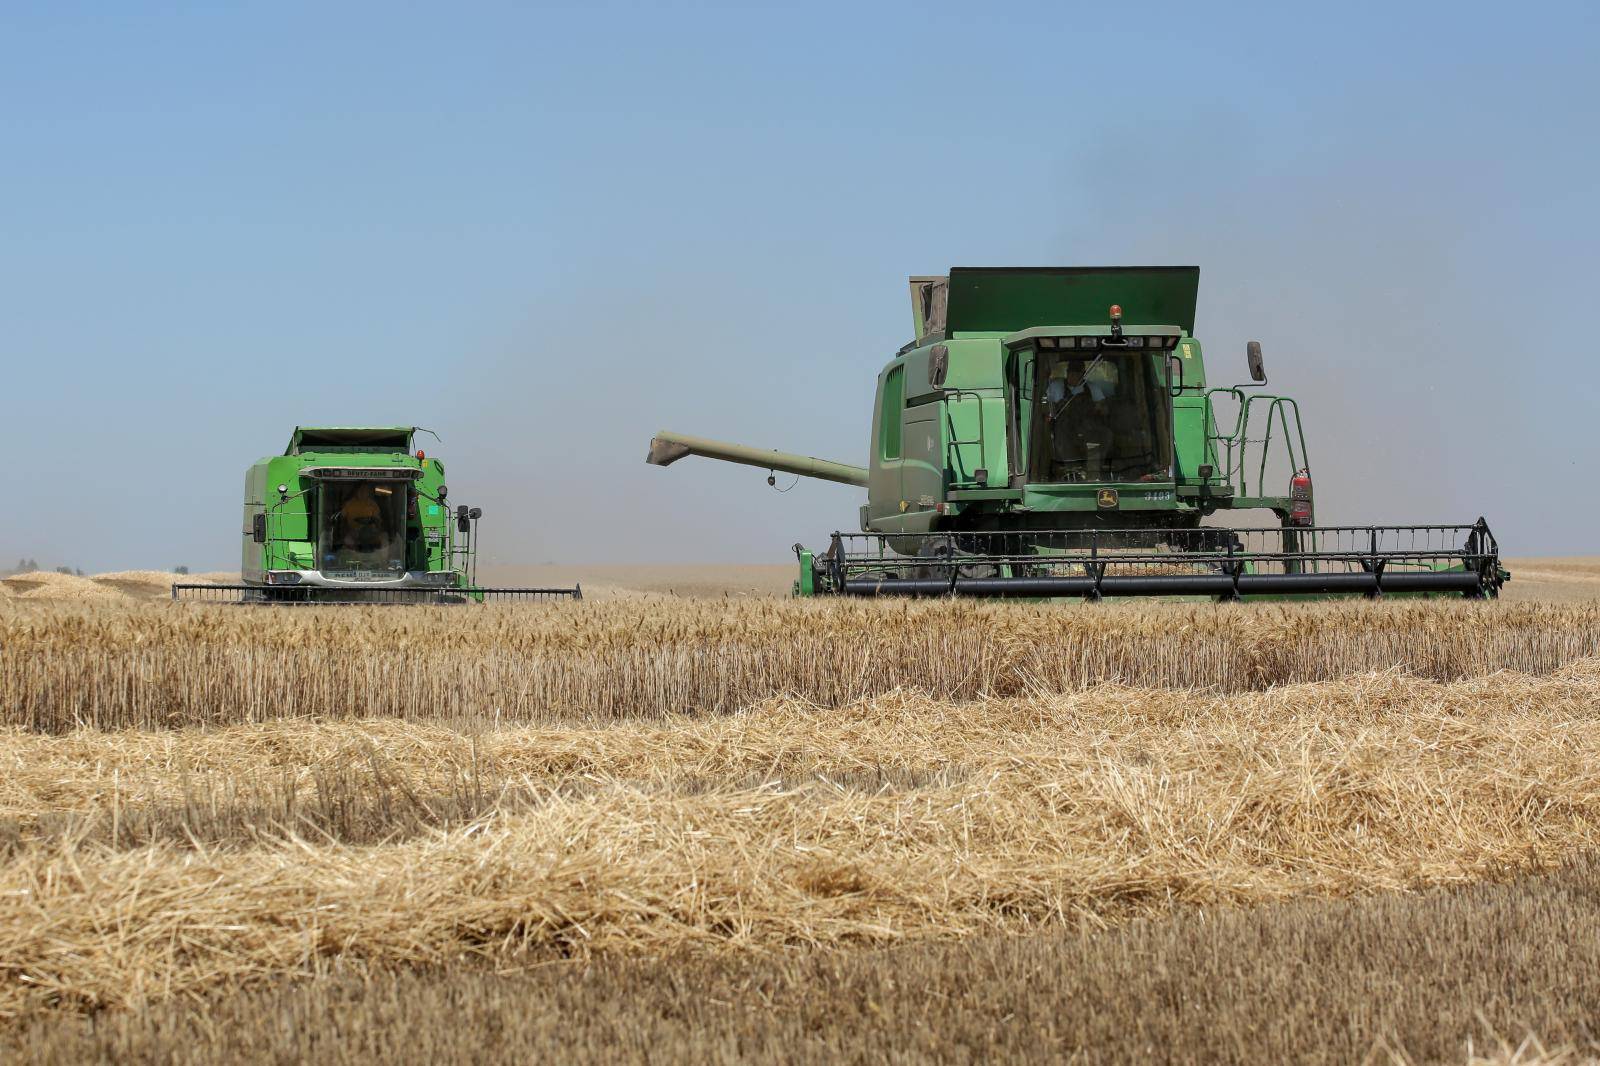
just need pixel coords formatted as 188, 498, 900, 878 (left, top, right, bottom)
648, 267, 1507, 600
176, 426, 580, 604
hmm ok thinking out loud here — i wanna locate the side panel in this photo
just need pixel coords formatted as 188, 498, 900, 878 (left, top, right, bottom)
900, 404, 942, 529
415, 459, 452, 575
866, 362, 905, 529
1011, 349, 1035, 485
902, 337, 1003, 400
943, 390, 1007, 489
871, 339, 1008, 532
265, 456, 315, 571
1170, 339, 1214, 481
241, 462, 268, 582
905, 338, 1009, 494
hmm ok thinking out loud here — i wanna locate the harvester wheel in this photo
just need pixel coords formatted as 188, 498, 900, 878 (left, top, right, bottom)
913, 541, 1000, 582
1190, 528, 1244, 554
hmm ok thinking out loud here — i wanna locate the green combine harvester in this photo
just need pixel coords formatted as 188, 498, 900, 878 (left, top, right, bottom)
175, 426, 580, 604
648, 267, 1508, 599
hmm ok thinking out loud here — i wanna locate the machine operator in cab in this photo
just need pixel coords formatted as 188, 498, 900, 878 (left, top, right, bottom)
1047, 358, 1113, 481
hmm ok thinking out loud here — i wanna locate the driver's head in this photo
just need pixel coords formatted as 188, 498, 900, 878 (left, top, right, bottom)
1050, 361, 1086, 384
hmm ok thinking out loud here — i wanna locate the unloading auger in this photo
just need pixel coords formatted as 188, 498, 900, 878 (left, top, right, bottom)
647, 267, 1508, 600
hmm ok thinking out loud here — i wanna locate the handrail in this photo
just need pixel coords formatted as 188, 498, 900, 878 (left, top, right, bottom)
1204, 388, 1311, 498
1253, 396, 1309, 496
262, 486, 314, 571
414, 486, 470, 584
943, 389, 990, 487
1204, 387, 1249, 489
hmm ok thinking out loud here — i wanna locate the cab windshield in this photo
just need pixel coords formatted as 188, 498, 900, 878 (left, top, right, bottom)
1027, 349, 1173, 482
317, 480, 408, 576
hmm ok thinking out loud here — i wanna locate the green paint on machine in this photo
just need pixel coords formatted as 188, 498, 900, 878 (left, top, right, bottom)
240, 427, 469, 592
194, 426, 584, 605
647, 267, 1509, 601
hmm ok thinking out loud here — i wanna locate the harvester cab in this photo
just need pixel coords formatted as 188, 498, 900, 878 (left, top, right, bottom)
175, 426, 581, 604
648, 266, 1508, 600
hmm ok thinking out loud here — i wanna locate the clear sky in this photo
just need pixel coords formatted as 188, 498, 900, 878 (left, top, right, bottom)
4, 1, 1597, 571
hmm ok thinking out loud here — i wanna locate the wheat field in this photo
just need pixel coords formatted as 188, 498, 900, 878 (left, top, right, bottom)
4, 566, 1600, 1062
5, 598, 1600, 731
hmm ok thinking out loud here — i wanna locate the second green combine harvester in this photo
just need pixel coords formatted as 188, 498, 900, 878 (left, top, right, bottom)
649, 266, 1506, 599
176, 426, 580, 604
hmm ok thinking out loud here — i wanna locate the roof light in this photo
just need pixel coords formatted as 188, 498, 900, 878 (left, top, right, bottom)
1109, 304, 1122, 320
417, 450, 426, 461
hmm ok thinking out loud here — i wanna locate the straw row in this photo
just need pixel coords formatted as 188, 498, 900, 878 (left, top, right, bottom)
8, 862, 1600, 1064
4, 661, 1599, 1017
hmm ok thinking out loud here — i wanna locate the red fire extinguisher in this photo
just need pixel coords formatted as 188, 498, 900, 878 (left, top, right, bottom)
1289, 469, 1314, 526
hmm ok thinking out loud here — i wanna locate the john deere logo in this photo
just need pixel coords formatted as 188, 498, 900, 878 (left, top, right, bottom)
1096, 488, 1119, 509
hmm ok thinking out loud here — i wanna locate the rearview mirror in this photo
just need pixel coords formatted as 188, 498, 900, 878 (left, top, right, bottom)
1246, 341, 1267, 383
927, 344, 949, 388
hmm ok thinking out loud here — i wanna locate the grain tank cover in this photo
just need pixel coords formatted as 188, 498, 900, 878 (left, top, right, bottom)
286, 426, 416, 455
937, 266, 1200, 336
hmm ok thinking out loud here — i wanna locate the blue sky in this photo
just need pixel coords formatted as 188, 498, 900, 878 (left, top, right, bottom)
3, 1, 1597, 569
